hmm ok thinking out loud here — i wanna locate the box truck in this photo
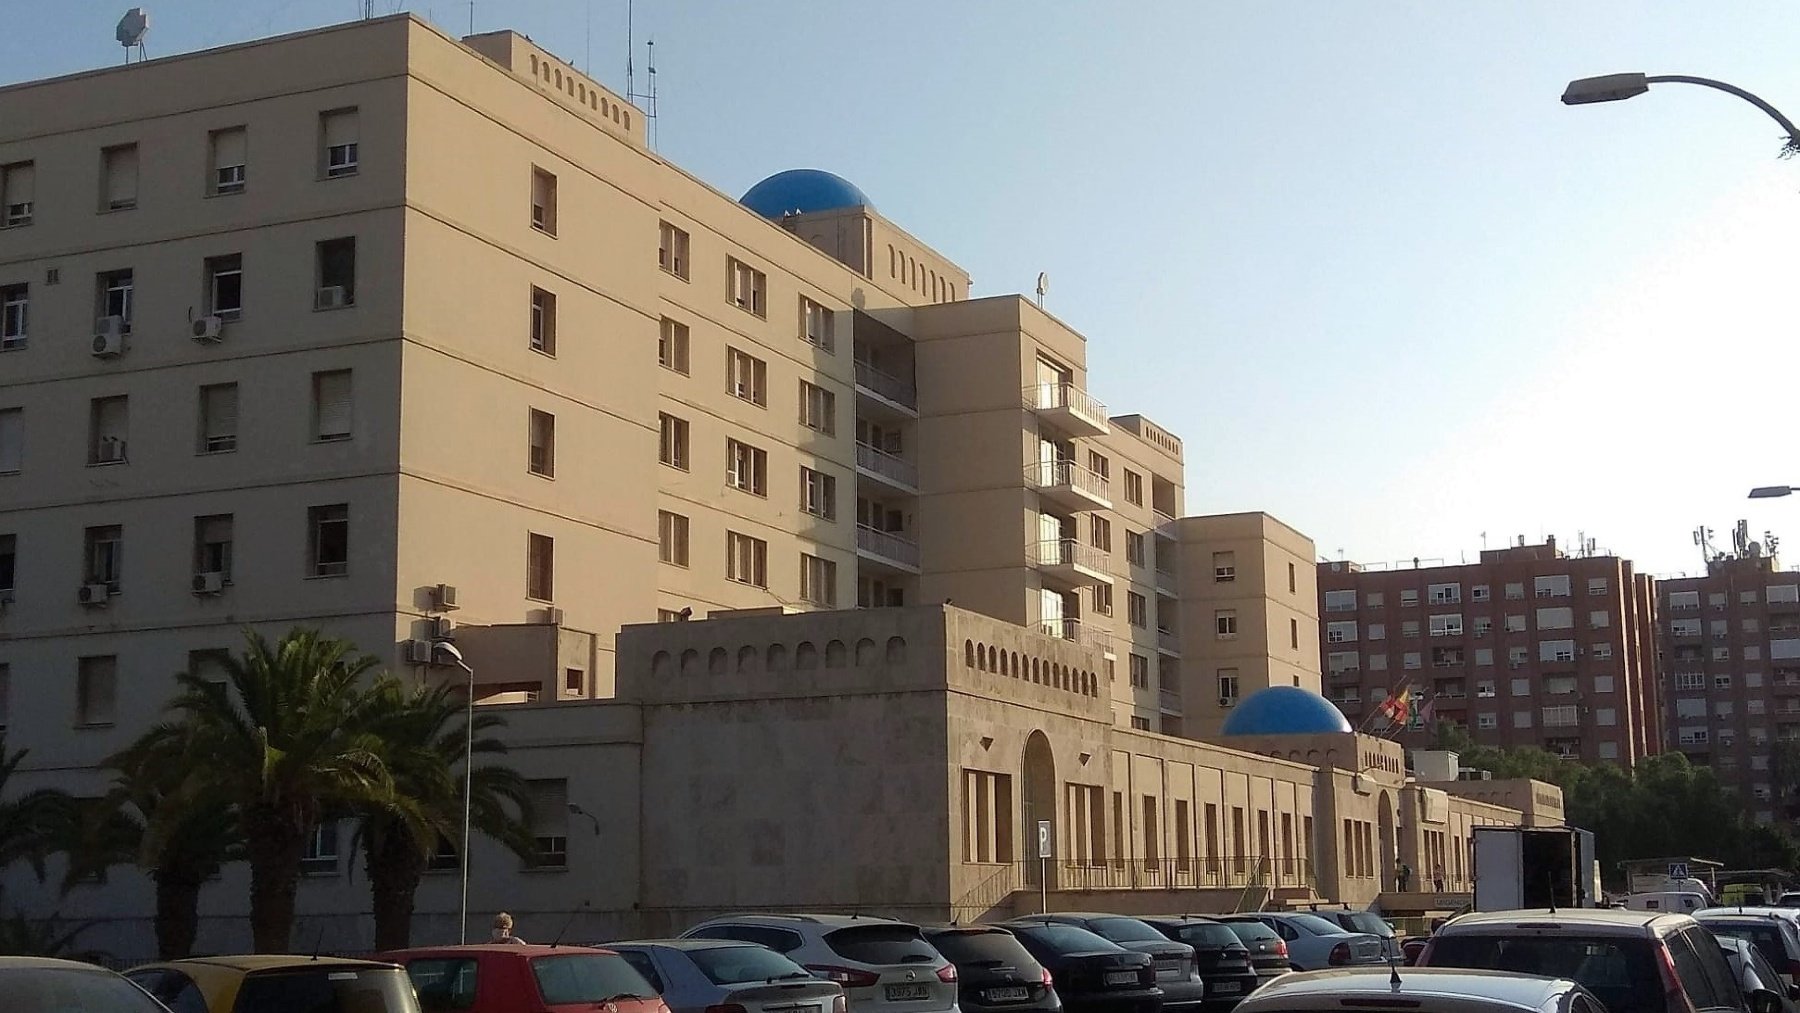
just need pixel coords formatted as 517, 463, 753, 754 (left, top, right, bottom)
1472, 826, 1598, 910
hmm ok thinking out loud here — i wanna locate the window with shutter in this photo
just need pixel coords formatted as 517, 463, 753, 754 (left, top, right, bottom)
1, 162, 35, 227
88, 396, 129, 465
308, 504, 349, 577
311, 370, 352, 441
77, 656, 117, 726
198, 383, 238, 453
193, 514, 234, 579
527, 533, 554, 601
210, 127, 248, 194
526, 779, 569, 866
321, 108, 359, 177
102, 145, 138, 211
0, 284, 24, 349
0, 408, 19, 473
528, 409, 555, 477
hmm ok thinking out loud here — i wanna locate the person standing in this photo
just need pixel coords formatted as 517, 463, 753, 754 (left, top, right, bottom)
1432, 864, 1446, 893
491, 912, 527, 944
1397, 862, 1412, 892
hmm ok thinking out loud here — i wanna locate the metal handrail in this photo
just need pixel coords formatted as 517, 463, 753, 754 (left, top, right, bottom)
855, 442, 918, 489
1024, 459, 1110, 501
857, 526, 920, 568
855, 361, 917, 408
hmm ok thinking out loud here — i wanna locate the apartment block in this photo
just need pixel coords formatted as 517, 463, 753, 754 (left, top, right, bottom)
1316, 538, 1660, 764
1657, 550, 1800, 823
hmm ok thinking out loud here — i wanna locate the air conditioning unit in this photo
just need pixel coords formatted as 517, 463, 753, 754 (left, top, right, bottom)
315, 286, 349, 310
431, 615, 455, 639
192, 572, 225, 595
92, 317, 126, 357
523, 690, 541, 703
78, 583, 110, 606
434, 583, 460, 611
94, 437, 127, 464
192, 315, 225, 343
1218, 696, 1235, 708
540, 606, 565, 626
405, 639, 436, 665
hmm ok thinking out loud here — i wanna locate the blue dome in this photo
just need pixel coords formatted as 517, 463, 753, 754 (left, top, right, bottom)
1220, 686, 1353, 736
741, 169, 874, 218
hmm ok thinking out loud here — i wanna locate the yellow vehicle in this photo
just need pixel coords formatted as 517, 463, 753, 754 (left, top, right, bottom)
123, 954, 420, 1013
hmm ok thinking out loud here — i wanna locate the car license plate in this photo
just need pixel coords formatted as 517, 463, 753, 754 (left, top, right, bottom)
985, 987, 1031, 1002
1105, 971, 1140, 987
1211, 982, 1242, 994
885, 984, 931, 1002
1156, 967, 1182, 981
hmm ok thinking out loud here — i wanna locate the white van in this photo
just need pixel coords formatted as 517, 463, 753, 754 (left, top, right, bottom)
1625, 891, 1709, 913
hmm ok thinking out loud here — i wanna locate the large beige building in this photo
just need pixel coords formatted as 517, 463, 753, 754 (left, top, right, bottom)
0, 15, 1544, 955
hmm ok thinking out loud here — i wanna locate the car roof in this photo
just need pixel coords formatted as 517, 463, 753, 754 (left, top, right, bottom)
1250, 967, 1579, 1007
0, 956, 115, 971
606, 939, 769, 951
1140, 915, 1225, 924
381, 945, 613, 957
1031, 912, 1148, 921
142, 955, 401, 972
694, 913, 914, 930
1437, 909, 1686, 933
1698, 907, 1800, 920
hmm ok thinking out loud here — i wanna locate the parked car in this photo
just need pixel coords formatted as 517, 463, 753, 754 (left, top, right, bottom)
1212, 920, 1289, 982
921, 925, 1060, 1013
1398, 937, 1429, 967
1009, 915, 1201, 1010
1138, 916, 1262, 1007
1626, 893, 1711, 914
1003, 920, 1161, 1013
127, 954, 422, 1013
680, 914, 957, 1013
379, 943, 665, 1013
1417, 907, 1765, 1013
1216, 915, 1383, 972
1697, 910, 1800, 988
1229, 966, 1607, 1013
4, 956, 171, 1013
1310, 909, 1399, 960
1719, 936, 1800, 1013
603, 939, 846, 1013
1778, 895, 1800, 910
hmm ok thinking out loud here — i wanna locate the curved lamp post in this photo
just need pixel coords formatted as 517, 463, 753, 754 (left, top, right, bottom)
1561, 73, 1800, 157
1750, 486, 1797, 500
431, 639, 476, 944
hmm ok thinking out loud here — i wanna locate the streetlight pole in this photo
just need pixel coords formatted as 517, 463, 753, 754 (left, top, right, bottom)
433, 640, 476, 944
1561, 73, 1800, 156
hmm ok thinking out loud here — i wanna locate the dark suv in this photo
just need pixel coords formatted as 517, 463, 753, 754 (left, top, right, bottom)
1312, 909, 1399, 960
923, 925, 1061, 1013
1004, 921, 1161, 1013
1008, 915, 1202, 1010
1139, 917, 1261, 1008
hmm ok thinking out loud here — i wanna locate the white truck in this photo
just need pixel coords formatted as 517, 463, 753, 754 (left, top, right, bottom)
1471, 825, 1599, 911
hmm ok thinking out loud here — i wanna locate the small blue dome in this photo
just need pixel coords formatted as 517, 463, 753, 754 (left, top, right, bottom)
741, 169, 874, 219
1220, 686, 1353, 736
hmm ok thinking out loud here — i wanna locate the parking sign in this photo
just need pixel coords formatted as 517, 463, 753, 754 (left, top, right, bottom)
1037, 820, 1052, 859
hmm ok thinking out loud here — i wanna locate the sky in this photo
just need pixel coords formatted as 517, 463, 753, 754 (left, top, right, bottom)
7, 1, 1800, 576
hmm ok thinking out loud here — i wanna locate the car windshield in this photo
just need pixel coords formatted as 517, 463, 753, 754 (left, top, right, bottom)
7, 967, 170, 1013
1166, 923, 1243, 948
824, 925, 940, 965
1342, 913, 1395, 938
926, 930, 1037, 966
689, 946, 812, 985
1279, 915, 1346, 935
1425, 935, 1660, 1013
1018, 924, 1121, 953
1702, 922, 1789, 968
1083, 918, 1166, 943
1220, 921, 1281, 944
233, 966, 421, 1013
530, 954, 657, 1004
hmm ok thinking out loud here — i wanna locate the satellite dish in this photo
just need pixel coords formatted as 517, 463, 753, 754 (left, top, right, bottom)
117, 8, 149, 48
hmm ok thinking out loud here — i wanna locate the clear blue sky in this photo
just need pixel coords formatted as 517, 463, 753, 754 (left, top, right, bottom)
10, 1, 1800, 575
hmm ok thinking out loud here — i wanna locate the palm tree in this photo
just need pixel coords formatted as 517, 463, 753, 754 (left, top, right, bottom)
0, 733, 72, 881
356, 681, 537, 950
142, 628, 400, 951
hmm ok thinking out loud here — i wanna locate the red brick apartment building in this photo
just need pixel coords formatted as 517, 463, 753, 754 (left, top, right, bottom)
1658, 551, 1800, 824
1316, 537, 1660, 765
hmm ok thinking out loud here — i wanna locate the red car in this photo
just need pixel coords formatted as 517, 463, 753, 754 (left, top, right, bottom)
380, 944, 674, 1013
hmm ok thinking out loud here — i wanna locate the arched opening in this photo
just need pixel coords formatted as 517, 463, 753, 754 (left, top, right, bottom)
1377, 791, 1397, 893
1022, 730, 1057, 890
965, 640, 976, 668
886, 636, 906, 663
767, 643, 788, 670
855, 638, 876, 666
796, 641, 819, 669
826, 640, 847, 667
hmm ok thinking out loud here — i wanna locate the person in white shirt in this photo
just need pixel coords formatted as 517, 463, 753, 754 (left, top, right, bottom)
491, 912, 527, 944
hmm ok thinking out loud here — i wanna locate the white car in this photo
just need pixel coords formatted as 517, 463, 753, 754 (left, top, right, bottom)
1230, 967, 1605, 1013
681, 914, 958, 1013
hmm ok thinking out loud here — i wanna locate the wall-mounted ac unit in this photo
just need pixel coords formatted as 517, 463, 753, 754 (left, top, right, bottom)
192, 572, 225, 595
94, 437, 127, 464
315, 286, 349, 310
192, 315, 224, 343
434, 583, 460, 611
92, 316, 126, 357
78, 583, 110, 606
405, 639, 435, 665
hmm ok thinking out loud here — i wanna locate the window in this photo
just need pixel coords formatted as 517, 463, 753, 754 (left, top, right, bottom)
530, 167, 557, 234
204, 254, 242, 318
1126, 531, 1146, 566
1534, 574, 1571, 598
197, 383, 238, 454
310, 370, 353, 441
1504, 614, 1526, 633
0, 283, 24, 349
1326, 621, 1358, 644
301, 820, 340, 872
528, 409, 555, 477
209, 127, 247, 194
1594, 675, 1614, 693
1770, 584, 1800, 604
1214, 551, 1237, 582
1090, 582, 1114, 617
800, 554, 837, 607
1091, 516, 1112, 552
321, 108, 359, 177
307, 505, 349, 577
728, 257, 767, 317
315, 237, 356, 307
1709, 592, 1728, 609
1291, 618, 1299, 648
1402, 620, 1420, 637
1215, 609, 1237, 637
1504, 582, 1524, 601
1668, 589, 1700, 609
530, 287, 557, 355
1744, 617, 1763, 633
526, 532, 555, 601
1477, 712, 1498, 730
98, 269, 133, 330
659, 317, 690, 373
1675, 672, 1705, 691
1369, 622, 1387, 640
658, 221, 689, 278
1543, 705, 1578, 727
0, 663, 8, 729
88, 395, 128, 465
83, 525, 122, 592
1, 161, 33, 226
726, 531, 767, 587
1476, 678, 1496, 697
1123, 470, 1144, 506
1429, 614, 1464, 637
77, 656, 117, 726
800, 296, 834, 351
726, 348, 767, 406
1539, 639, 1576, 663
1587, 577, 1608, 595
658, 413, 689, 470
1742, 590, 1761, 605
1592, 642, 1613, 660
1088, 451, 1109, 480
1513, 710, 1533, 729
1545, 675, 1577, 695
798, 381, 835, 435
1589, 610, 1611, 629
1128, 716, 1151, 730
1128, 592, 1148, 628
1670, 617, 1702, 636
193, 514, 233, 580
1369, 653, 1388, 671
1709, 619, 1728, 638
1400, 589, 1420, 607
726, 438, 768, 495
1536, 607, 1573, 629
1327, 651, 1359, 673
101, 144, 138, 211
1473, 617, 1492, 636
1508, 646, 1529, 666
1747, 645, 1764, 660
526, 779, 568, 867
0, 408, 19, 474
1323, 589, 1356, 611
1472, 584, 1490, 602
1404, 651, 1422, 670
800, 467, 836, 520
1429, 582, 1462, 604
0, 534, 12, 598
1475, 647, 1494, 666
1219, 669, 1240, 704
1598, 741, 1618, 760
656, 510, 689, 566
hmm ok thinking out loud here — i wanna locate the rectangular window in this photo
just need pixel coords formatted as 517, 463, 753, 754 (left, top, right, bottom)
1429, 613, 1464, 637
1505, 582, 1525, 601
1428, 582, 1462, 604
77, 656, 117, 726
800, 296, 834, 351
0, 283, 25, 349
1369, 622, 1386, 640
1534, 574, 1572, 598
658, 221, 690, 279
1594, 675, 1615, 693
1513, 710, 1533, 729
1504, 614, 1526, 633
658, 511, 689, 566
526, 779, 569, 867
659, 317, 690, 374
0, 408, 19, 474
1323, 588, 1356, 611
1536, 606, 1574, 629
1091, 516, 1112, 552
800, 553, 837, 607
88, 395, 128, 465
726, 347, 768, 406
1126, 531, 1146, 566
1213, 550, 1237, 582
1476, 678, 1496, 696
1770, 584, 1800, 604
1369, 653, 1388, 671
526, 532, 555, 601
728, 257, 767, 317
658, 413, 689, 470
209, 126, 247, 194
1589, 610, 1611, 629
1404, 651, 1422, 670
0, 534, 13, 597
1091, 582, 1114, 617
1477, 713, 1498, 730
1128, 592, 1148, 629
193, 514, 233, 580
84, 525, 122, 591
528, 409, 555, 477
1400, 589, 1420, 607
1, 161, 34, 226
310, 370, 353, 442
1215, 609, 1237, 637
1587, 577, 1608, 595
726, 531, 768, 587
1327, 621, 1358, 644
201, 254, 245, 322
1402, 620, 1420, 637
0, 663, 8, 729
1129, 654, 1149, 689
321, 107, 359, 177
307, 505, 349, 577
1668, 589, 1700, 609
798, 380, 836, 436
1123, 470, 1144, 506
1472, 584, 1490, 602
1538, 639, 1576, 663
98, 269, 134, 330
315, 237, 356, 307
197, 383, 238, 454
800, 467, 837, 520
1743, 590, 1761, 605
302, 820, 340, 872
530, 287, 556, 355
726, 438, 767, 495
101, 144, 138, 211
1088, 451, 1109, 480
530, 167, 557, 234
1592, 642, 1613, 660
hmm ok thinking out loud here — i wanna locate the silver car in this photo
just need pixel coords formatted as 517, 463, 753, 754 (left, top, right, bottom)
1, 956, 172, 1013
1232, 967, 1607, 1013
609, 939, 848, 1013
681, 914, 959, 1013
1219, 914, 1383, 971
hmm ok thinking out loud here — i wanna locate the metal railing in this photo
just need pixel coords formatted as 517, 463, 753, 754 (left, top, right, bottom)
1037, 617, 1110, 652
855, 442, 918, 489
1022, 381, 1109, 422
1154, 567, 1178, 593
1157, 628, 1180, 654
1159, 688, 1182, 713
1030, 538, 1109, 574
855, 361, 918, 409
1024, 459, 1110, 501
857, 526, 920, 569
1010, 856, 1315, 893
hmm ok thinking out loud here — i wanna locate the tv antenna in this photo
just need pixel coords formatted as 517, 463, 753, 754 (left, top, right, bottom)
117, 8, 149, 64
1035, 272, 1049, 308
1693, 525, 1717, 567
625, 0, 660, 146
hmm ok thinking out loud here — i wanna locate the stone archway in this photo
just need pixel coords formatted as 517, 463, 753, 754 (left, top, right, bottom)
1377, 790, 1397, 893
1022, 731, 1056, 888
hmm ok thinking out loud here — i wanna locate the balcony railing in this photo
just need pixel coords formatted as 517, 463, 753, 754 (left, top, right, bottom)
1022, 381, 1110, 436
1157, 628, 1180, 654
854, 361, 917, 410
1024, 459, 1110, 503
1159, 688, 1182, 714
1030, 537, 1109, 574
857, 526, 920, 570
856, 442, 918, 490
1011, 856, 1315, 892
1037, 617, 1109, 653
1155, 567, 1177, 594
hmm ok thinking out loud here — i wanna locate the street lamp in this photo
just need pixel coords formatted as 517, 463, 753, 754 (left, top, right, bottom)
431, 639, 475, 945
1561, 73, 1800, 156
1749, 486, 1797, 500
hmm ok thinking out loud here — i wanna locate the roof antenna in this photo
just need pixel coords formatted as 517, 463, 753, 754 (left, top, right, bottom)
1387, 949, 1403, 990
550, 899, 590, 948
309, 921, 326, 960
1547, 871, 1558, 915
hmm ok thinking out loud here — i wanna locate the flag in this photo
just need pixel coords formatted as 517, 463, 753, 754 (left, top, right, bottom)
1378, 686, 1413, 726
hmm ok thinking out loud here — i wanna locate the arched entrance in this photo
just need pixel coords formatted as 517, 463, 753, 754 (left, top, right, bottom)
1021, 731, 1056, 889
1377, 791, 1397, 893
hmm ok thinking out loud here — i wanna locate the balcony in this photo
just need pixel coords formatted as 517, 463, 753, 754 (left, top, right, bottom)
1156, 628, 1180, 656
1022, 381, 1109, 438
1327, 667, 1361, 682
1669, 627, 1703, 642
1770, 596, 1800, 614
1159, 688, 1183, 715
855, 442, 918, 494
1025, 459, 1111, 512
857, 526, 920, 574
1030, 537, 1111, 589
854, 361, 918, 416
1154, 567, 1178, 594
1038, 617, 1110, 654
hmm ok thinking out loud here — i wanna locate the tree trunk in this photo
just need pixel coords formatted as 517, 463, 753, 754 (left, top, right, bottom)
244, 803, 306, 952
153, 868, 206, 960
367, 821, 429, 952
